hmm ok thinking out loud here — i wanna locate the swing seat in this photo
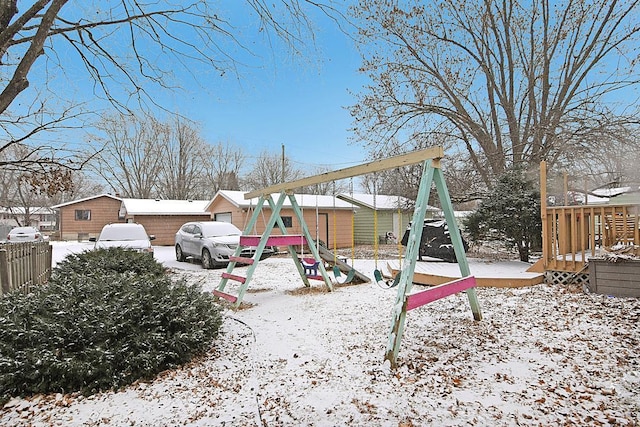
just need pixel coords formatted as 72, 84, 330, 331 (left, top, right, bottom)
375, 269, 401, 289
334, 267, 356, 284
300, 257, 320, 276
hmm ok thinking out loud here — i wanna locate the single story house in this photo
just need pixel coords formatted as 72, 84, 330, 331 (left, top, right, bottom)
206, 190, 357, 249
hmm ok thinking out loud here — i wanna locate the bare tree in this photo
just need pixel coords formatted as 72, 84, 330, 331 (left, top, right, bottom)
350, 0, 640, 191
0, 142, 77, 222
559, 122, 640, 190
46, 172, 105, 205
243, 150, 303, 191
157, 119, 210, 200
0, 1, 344, 191
204, 141, 246, 195
0, 143, 101, 229
89, 112, 166, 198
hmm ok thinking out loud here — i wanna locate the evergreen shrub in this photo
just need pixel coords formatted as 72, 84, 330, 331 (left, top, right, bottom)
0, 248, 223, 401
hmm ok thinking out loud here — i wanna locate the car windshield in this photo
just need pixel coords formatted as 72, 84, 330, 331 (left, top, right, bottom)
200, 222, 241, 238
99, 226, 148, 241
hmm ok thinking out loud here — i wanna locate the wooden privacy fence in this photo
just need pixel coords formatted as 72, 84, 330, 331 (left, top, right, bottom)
0, 242, 53, 295
543, 204, 639, 272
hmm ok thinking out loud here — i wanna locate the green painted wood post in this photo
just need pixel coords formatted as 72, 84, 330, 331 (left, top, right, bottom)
384, 160, 483, 368
217, 195, 268, 294
266, 194, 311, 288
384, 160, 436, 368
433, 166, 482, 321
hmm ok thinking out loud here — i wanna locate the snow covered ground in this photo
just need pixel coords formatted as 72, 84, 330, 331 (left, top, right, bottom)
1, 242, 638, 426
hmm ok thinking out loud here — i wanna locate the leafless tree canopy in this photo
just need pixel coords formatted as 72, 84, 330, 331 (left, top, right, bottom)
0, 0, 341, 192
350, 0, 640, 193
205, 142, 246, 195
86, 113, 246, 199
243, 150, 303, 191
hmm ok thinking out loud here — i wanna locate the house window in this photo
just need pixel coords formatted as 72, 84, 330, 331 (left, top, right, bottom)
75, 209, 91, 221
215, 212, 232, 223
281, 216, 293, 228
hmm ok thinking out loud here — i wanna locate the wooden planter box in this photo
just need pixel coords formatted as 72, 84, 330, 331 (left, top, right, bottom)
588, 258, 640, 298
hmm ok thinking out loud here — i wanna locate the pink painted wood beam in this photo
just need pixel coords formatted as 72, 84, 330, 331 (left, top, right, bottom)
221, 273, 246, 284
406, 276, 477, 311
213, 290, 238, 303
240, 234, 306, 247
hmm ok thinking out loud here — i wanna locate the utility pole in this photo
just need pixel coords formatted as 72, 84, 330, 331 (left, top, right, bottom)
281, 144, 285, 183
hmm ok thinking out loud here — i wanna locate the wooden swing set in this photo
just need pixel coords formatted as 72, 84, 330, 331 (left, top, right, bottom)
214, 146, 482, 368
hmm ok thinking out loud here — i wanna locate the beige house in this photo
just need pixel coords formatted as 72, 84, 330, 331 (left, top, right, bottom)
53, 194, 124, 242
117, 199, 211, 245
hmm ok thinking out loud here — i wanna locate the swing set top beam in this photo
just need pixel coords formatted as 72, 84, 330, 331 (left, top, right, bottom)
244, 146, 444, 199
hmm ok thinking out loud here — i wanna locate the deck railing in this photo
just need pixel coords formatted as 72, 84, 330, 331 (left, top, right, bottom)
543, 204, 639, 272
0, 241, 52, 295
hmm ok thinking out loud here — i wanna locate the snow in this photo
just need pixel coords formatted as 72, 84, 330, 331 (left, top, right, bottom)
1, 242, 639, 426
121, 198, 211, 215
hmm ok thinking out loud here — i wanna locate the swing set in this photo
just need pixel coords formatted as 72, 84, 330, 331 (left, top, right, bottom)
215, 146, 482, 368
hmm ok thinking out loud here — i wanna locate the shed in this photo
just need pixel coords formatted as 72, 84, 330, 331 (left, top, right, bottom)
206, 190, 356, 249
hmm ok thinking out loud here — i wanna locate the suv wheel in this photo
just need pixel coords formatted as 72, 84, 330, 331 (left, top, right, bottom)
202, 248, 213, 269
175, 244, 185, 262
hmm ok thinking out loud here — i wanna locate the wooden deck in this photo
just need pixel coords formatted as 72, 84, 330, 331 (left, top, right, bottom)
386, 258, 544, 288
539, 162, 639, 274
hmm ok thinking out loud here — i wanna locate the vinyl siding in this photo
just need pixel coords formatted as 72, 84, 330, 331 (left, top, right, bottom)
58, 196, 123, 241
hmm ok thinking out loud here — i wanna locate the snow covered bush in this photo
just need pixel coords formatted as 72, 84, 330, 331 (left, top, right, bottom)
53, 247, 166, 278
0, 248, 223, 402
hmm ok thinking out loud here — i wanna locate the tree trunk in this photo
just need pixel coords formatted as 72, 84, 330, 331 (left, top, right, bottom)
517, 243, 529, 263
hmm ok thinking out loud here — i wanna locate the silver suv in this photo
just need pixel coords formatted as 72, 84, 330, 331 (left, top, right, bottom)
174, 221, 274, 269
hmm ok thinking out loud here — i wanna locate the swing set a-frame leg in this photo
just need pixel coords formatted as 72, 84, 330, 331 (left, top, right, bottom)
384, 159, 482, 369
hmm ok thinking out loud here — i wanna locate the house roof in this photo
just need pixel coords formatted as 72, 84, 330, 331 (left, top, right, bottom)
0, 206, 56, 214
51, 193, 122, 209
208, 190, 356, 211
592, 186, 632, 197
120, 198, 211, 215
338, 193, 440, 212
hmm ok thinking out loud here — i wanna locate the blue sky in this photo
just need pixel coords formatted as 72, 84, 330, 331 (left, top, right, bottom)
164, 3, 370, 172
11, 2, 369, 181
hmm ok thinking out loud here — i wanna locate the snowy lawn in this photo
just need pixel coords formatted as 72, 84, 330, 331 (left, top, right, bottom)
0, 242, 638, 426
